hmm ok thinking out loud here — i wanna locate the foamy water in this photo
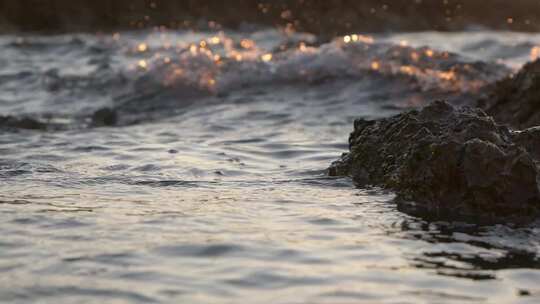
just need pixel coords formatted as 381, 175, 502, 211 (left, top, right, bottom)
1, 29, 540, 303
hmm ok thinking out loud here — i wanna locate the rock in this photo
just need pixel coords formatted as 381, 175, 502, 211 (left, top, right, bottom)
512, 127, 540, 160
91, 108, 117, 126
329, 100, 540, 223
0, 115, 47, 130
479, 59, 540, 129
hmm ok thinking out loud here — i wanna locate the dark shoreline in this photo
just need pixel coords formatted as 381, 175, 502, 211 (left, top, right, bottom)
2, 0, 540, 35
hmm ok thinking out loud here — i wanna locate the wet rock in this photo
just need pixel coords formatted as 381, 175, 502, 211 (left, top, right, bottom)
479, 59, 540, 129
0, 115, 47, 130
92, 108, 117, 127
329, 100, 540, 223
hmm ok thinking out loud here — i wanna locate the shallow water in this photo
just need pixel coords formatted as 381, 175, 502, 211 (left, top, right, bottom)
1, 29, 540, 303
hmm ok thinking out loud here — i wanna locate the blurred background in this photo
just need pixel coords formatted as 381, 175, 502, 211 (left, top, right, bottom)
2, 0, 540, 34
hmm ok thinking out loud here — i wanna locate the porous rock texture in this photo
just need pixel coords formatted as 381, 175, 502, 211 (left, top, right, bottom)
329, 100, 540, 222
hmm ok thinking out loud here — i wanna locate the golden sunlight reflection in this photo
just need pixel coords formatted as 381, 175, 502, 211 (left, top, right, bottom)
123, 28, 489, 96
344, 34, 374, 44
209, 36, 221, 45
437, 70, 457, 81
190, 44, 198, 55
240, 39, 255, 49
399, 65, 415, 75
137, 43, 148, 52
531, 46, 540, 61
357, 35, 374, 44
261, 53, 273, 62
138, 59, 148, 69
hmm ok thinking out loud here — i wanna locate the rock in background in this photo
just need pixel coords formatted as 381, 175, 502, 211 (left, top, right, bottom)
479, 59, 540, 130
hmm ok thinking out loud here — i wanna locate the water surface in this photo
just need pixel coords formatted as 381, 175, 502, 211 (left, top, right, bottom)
1, 29, 539, 303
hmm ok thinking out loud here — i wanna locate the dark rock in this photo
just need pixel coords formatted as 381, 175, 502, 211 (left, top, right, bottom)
479, 59, 540, 129
329, 100, 540, 223
91, 108, 117, 127
511, 127, 540, 160
0, 115, 47, 130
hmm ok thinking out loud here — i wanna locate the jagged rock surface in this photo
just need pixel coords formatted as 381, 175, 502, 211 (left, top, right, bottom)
479, 59, 540, 129
329, 100, 540, 222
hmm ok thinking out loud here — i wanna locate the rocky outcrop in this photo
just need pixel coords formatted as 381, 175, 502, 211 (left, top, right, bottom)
329, 100, 540, 223
479, 59, 540, 130
0, 109, 119, 131
92, 108, 118, 127
0, 116, 47, 130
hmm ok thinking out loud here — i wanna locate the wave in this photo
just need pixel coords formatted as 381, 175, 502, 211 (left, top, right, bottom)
0, 29, 516, 128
